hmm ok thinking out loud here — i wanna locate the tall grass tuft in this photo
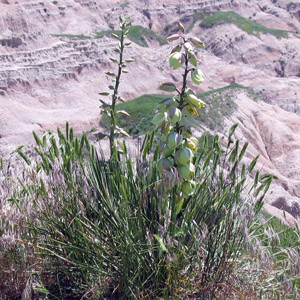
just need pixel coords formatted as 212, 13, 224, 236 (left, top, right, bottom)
8, 123, 294, 299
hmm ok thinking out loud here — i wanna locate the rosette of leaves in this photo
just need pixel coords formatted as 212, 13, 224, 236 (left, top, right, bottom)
99, 16, 134, 159
152, 21, 206, 199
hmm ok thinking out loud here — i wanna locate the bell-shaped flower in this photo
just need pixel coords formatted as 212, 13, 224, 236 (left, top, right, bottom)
182, 180, 196, 198
191, 69, 205, 85
185, 94, 205, 109
157, 157, 172, 173
159, 142, 174, 158
167, 107, 182, 124
178, 162, 195, 179
167, 132, 183, 150
152, 112, 167, 129
175, 148, 193, 165
169, 52, 182, 69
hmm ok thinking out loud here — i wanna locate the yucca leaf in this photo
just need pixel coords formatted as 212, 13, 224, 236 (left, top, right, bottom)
33, 131, 43, 147
154, 235, 168, 253
16, 149, 31, 165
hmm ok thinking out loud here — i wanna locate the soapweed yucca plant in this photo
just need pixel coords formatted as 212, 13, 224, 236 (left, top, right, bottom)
82, 22, 275, 298
152, 21, 206, 211
144, 21, 275, 297
10, 20, 279, 300
9, 124, 279, 299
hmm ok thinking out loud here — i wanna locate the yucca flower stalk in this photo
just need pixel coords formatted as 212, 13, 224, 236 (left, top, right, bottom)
99, 16, 133, 159
153, 21, 206, 200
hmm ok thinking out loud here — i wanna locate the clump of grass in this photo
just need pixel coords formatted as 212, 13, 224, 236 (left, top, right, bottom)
128, 25, 167, 47
200, 11, 290, 39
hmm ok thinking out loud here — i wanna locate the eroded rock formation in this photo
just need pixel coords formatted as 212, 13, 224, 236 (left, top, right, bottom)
1, 0, 300, 223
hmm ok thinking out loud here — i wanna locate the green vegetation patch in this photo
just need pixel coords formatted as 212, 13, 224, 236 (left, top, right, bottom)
120, 1, 129, 9
100, 83, 257, 136
101, 94, 166, 135
52, 26, 167, 47
127, 25, 167, 47
200, 11, 289, 39
187, 12, 212, 32
94, 29, 120, 39
52, 34, 92, 39
95, 26, 167, 47
164, 12, 211, 35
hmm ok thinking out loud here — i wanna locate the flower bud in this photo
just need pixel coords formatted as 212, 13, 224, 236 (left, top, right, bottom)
167, 34, 181, 41
183, 42, 192, 51
175, 148, 193, 165
185, 94, 205, 109
185, 88, 196, 96
152, 112, 167, 129
191, 69, 205, 85
189, 37, 205, 48
178, 162, 195, 179
162, 146, 174, 157
178, 21, 185, 33
169, 52, 182, 69
188, 51, 198, 67
167, 107, 182, 124
167, 132, 183, 150
157, 158, 172, 173
182, 180, 196, 197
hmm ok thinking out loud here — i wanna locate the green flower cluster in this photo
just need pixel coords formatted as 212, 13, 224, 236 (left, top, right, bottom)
152, 22, 206, 198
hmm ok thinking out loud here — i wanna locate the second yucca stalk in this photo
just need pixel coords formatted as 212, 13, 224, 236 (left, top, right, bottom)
99, 17, 133, 159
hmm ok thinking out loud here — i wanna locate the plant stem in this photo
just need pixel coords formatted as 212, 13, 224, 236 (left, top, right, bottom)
175, 53, 189, 132
110, 30, 125, 159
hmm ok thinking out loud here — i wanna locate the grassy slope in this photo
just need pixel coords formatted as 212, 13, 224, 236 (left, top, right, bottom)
100, 83, 258, 136
53, 26, 167, 47
165, 11, 291, 39
200, 11, 289, 38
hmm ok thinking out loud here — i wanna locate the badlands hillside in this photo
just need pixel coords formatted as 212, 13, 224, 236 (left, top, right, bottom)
1, 0, 300, 223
